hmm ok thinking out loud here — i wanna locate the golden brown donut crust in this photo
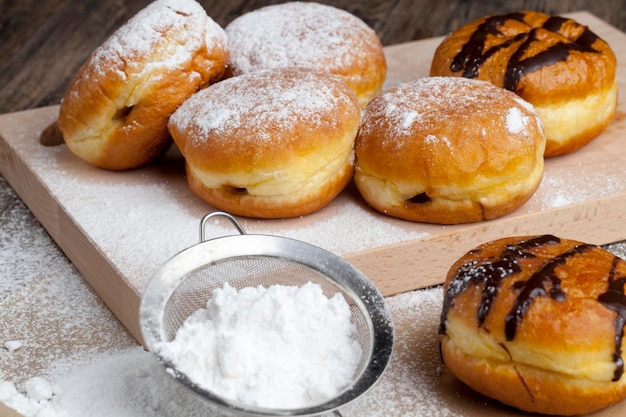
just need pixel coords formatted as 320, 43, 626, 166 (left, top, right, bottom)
58, 0, 229, 170
168, 68, 361, 219
440, 235, 626, 415
354, 77, 545, 224
429, 10, 618, 157
224, 2, 386, 108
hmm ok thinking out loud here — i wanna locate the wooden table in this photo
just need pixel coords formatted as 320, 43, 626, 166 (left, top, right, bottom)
2, 0, 626, 114
3, 0, 626, 301
2, 1, 626, 416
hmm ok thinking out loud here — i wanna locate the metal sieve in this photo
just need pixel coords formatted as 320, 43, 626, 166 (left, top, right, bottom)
139, 211, 394, 417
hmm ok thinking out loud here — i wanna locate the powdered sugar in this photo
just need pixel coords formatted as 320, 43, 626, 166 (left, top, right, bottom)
539, 164, 624, 209
170, 68, 355, 149
265, 198, 429, 254
0, 177, 70, 300
360, 77, 540, 146
88, 0, 223, 81
23, 378, 53, 402
2, 286, 455, 417
1, 347, 210, 417
400, 110, 420, 130
343, 288, 455, 416
4, 341, 22, 352
506, 107, 528, 134
225, 2, 379, 75
157, 282, 362, 409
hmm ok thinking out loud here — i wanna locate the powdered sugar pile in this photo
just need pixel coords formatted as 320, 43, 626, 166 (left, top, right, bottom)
1, 285, 453, 417
157, 282, 362, 409
1, 347, 210, 417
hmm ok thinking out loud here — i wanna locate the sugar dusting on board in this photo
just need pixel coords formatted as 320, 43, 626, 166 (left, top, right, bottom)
1, 286, 454, 417
0, 177, 70, 300
538, 162, 623, 209
23, 138, 427, 291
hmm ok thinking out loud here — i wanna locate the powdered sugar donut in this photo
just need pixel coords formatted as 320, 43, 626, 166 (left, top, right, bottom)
354, 77, 546, 224
58, 0, 229, 170
168, 67, 361, 219
225, 2, 386, 108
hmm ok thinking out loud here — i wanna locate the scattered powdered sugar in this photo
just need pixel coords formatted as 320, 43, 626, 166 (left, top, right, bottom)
2, 286, 457, 417
0, 177, 70, 300
539, 166, 624, 209
0, 262, 137, 383
1, 347, 210, 417
157, 282, 362, 409
343, 287, 456, 416
265, 198, 429, 255
225, 2, 379, 75
51, 177, 199, 290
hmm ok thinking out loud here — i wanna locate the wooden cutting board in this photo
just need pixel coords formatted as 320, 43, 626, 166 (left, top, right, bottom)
1, 11, 626, 345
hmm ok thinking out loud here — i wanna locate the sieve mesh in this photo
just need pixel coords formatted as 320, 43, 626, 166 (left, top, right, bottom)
140, 212, 394, 416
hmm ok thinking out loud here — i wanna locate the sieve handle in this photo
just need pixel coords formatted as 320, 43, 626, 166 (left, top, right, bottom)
200, 211, 247, 242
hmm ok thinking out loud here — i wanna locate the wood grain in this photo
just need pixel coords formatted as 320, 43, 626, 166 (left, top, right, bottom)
1, 0, 626, 113
1, 12, 625, 345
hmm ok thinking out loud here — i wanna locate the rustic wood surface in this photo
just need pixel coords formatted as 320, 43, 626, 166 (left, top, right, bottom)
1, 0, 626, 300
2, 0, 626, 114
2, 2, 626, 416
1, 0, 625, 288
3, 10, 626, 343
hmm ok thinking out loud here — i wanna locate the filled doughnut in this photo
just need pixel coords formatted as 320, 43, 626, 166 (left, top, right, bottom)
58, 0, 229, 170
167, 67, 361, 219
440, 235, 626, 415
429, 11, 618, 157
354, 76, 545, 224
224, 2, 386, 108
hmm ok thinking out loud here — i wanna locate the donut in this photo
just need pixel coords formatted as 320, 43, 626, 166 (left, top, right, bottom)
429, 11, 618, 157
57, 0, 229, 170
440, 235, 626, 415
167, 68, 361, 219
224, 2, 386, 108
354, 77, 545, 224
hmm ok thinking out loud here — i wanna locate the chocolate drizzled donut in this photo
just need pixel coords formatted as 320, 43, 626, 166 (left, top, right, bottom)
430, 11, 618, 157
449, 13, 602, 93
439, 235, 626, 415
